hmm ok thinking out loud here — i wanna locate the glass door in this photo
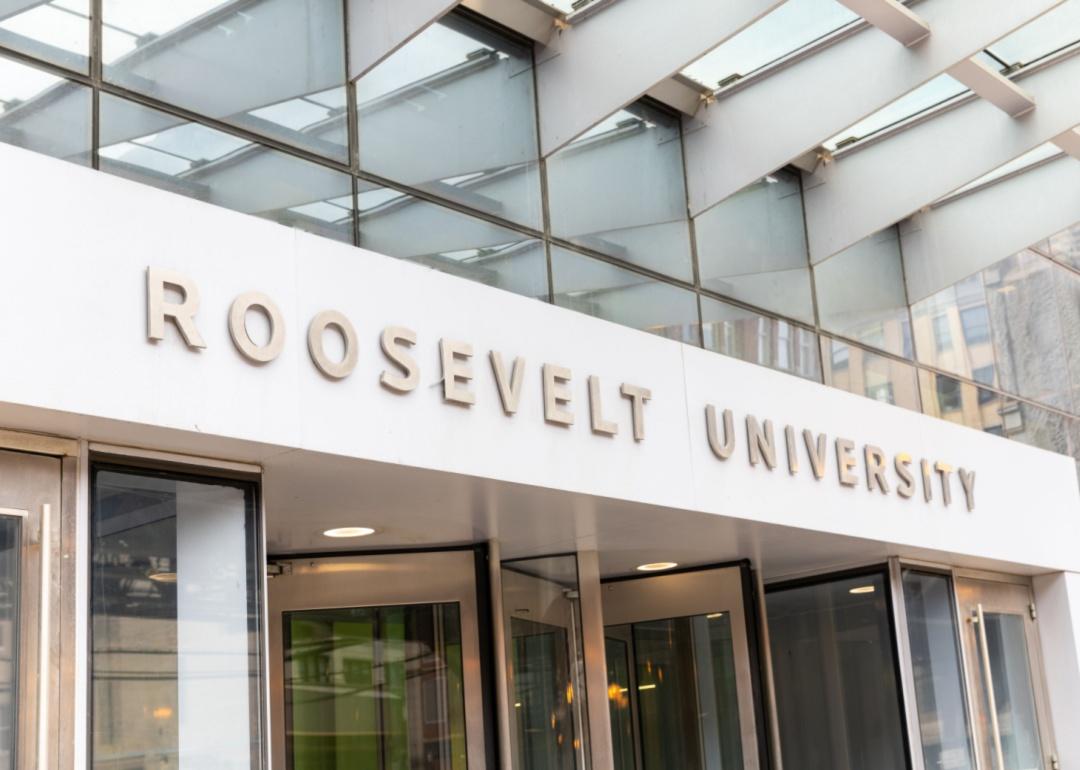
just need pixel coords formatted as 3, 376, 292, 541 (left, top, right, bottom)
601, 565, 762, 770
268, 550, 490, 770
954, 576, 1056, 770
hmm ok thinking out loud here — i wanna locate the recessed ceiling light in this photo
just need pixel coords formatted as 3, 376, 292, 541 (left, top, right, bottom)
322, 526, 376, 539
849, 585, 876, 595
706, 612, 725, 619
636, 562, 678, 572
148, 571, 177, 583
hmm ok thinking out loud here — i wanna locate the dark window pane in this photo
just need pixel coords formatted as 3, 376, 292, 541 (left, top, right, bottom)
103, 0, 347, 160
0, 517, 19, 769
0, 54, 91, 165
767, 572, 907, 770
98, 93, 353, 242
356, 14, 541, 230
91, 466, 261, 768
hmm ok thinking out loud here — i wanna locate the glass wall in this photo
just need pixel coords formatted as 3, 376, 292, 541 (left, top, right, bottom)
767, 570, 908, 770
0, 518, 17, 770
90, 464, 262, 769
501, 555, 591, 770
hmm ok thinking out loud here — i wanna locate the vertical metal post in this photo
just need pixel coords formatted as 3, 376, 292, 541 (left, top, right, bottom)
754, 569, 783, 770
889, 558, 927, 770
487, 539, 516, 770
974, 604, 1006, 770
576, 550, 613, 770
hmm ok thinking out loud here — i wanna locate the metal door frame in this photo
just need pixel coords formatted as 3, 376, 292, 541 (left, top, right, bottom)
266, 548, 491, 770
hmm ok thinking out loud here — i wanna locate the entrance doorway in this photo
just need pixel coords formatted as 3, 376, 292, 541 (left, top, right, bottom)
955, 576, 1056, 770
267, 549, 492, 770
601, 565, 763, 770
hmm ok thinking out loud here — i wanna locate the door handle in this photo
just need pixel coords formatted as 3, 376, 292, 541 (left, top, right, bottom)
974, 604, 1006, 770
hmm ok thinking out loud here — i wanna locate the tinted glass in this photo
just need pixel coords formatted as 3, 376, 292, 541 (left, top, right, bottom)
605, 639, 635, 770
98, 93, 354, 242
815, 228, 912, 358
358, 184, 548, 300
695, 171, 814, 323
982, 613, 1045, 770
285, 603, 467, 770
0, 517, 18, 770
0, 0, 90, 72
91, 467, 261, 769
551, 247, 700, 345
701, 296, 821, 381
102, 0, 348, 160
767, 573, 906, 770
902, 571, 975, 770
547, 102, 693, 281
1047, 223, 1080, 271
821, 337, 921, 411
502, 556, 590, 770
0, 54, 91, 164
356, 14, 542, 230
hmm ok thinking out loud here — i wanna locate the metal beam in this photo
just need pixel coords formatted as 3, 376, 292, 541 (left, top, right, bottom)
347, 0, 458, 80
947, 57, 1036, 117
683, 0, 1065, 217
534, 0, 786, 157
901, 151, 1080, 302
803, 49, 1080, 263
460, 0, 558, 43
835, 0, 930, 47
1055, 127, 1080, 158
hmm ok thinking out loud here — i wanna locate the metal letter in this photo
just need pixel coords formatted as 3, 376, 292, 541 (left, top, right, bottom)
935, 461, 954, 506
895, 452, 916, 499
803, 430, 827, 480
543, 364, 574, 426
146, 267, 206, 349
836, 438, 858, 487
921, 459, 933, 502
307, 310, 358, 380
706, 406, 735, 460
228, 292, 285, 364
588, 376, 618, 436
380, 326, 419, 393
747, 417, 777, 470
958, 468, 976, 512
864, 445, 890, 495
784, 426, 799, 475
620, 384, 651, 442
440, 339, 476, 406
489, 351, 526, 416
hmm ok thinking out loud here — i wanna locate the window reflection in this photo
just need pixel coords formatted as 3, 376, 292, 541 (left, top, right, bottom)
547, 101, 693, 281
102, 0, 348, 160
695, 171, 814, 323
551, 247, 700, 345
1047, 223, 1080, 271
98, 93, 354, 242
356, 14, 542, 230
701, 296, 821, 381
822, 338, 921, 411
0, 0, 90, 72
0, 54, 91, 164
814, 228, 912, 358
0, 518, 18, 770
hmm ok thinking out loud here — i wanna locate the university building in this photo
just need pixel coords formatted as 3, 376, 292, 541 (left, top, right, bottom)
0, 0, 1078, 768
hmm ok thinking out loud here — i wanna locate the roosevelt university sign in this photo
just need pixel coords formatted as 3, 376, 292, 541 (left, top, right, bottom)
146, 267, 976, 512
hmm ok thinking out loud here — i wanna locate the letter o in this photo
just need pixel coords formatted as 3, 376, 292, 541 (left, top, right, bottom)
307, 310, 358, 379
228, 292, 285, 364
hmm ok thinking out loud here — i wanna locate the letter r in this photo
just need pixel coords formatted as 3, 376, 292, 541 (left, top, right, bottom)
147, 267, 206, 349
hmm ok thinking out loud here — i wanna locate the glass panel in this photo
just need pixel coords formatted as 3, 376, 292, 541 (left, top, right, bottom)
546, 102, 693, 281
981, 613, 1044, 770
947, 143, 1064, 200
0, 54, 91, 164
605, 638, 635, 770
285, 603, 467, 770
701, 296, 821, 382
821, 337, 921, 411
986, 1, 1080, 66
502, 555, 590, 770
902, 571, 976, 770
0, 518, 19, 770
0, 0, 90, 72
695, 171, 814, 323
102, 0, 347, 160
815, 229, 913, 358
683, 0, 858, 88
1047, 222, 1080, 271
358, 184, 548, 300
551, 246, 700, 345
98, 93, 354, 243
91, 466, 261, 769
356, 14, 542, 230
767, 572, 907, 770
